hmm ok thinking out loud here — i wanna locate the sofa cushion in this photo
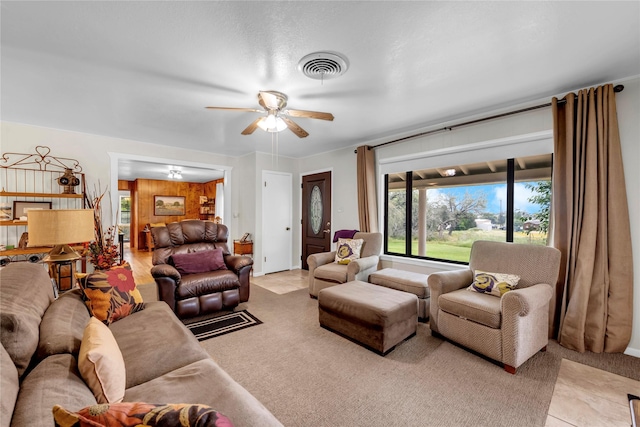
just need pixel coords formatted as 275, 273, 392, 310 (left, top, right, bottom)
108, 302, 209, 389
79, 263, 145, 325
439, 289, 502, 329
334, 238, 363, 265
37, 289, 91, 360
0, 263, 55, 377
314, 262, 348, 284
467, 269, 520, 297
124, 359, 281, 427
177, 270, 240, 299
52, 402, 234, 427
169, 248, 227, 275
78, 317, 126, 404
12, 354, 97, 427
1, 344, 19, 427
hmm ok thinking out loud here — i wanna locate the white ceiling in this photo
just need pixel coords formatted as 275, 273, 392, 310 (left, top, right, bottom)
2, 1, 639, 181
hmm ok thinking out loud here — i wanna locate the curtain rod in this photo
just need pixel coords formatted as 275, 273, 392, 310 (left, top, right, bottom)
355, 84, 624, 153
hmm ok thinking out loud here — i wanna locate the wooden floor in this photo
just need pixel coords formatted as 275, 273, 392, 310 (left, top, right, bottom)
124, 247, 638, 426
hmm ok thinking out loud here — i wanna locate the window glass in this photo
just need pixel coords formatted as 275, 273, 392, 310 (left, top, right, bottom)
386, 172, 408, 255
385, 154, 552, 263
514, 154, 552, 245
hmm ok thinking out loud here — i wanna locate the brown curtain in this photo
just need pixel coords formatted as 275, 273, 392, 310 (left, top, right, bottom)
356, 145, 378, 232
551, 84, 633, 353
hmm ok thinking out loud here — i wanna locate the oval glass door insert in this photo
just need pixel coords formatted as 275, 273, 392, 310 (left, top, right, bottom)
310, 185, 323, 235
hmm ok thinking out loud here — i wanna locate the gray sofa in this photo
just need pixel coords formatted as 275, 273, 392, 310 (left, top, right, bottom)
0, 262, 282, 427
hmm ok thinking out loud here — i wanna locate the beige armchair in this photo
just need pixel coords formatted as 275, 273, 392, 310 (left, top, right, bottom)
308, 232, 382, 298
428, 240, 561, 374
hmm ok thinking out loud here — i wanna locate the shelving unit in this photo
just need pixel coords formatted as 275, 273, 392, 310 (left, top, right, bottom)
0, 146, 86, 265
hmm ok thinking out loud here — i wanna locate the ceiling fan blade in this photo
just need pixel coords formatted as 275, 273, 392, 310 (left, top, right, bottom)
284, 109, 334, 121
205, 106, 262, 113
281, 117, 309, 138
241, 117, 263, 135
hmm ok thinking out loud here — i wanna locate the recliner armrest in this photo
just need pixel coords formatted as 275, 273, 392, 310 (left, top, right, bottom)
151, 264, 181, 282
501, 283, 553, 317
224, 255, 253, 274
347, 255, 379, 276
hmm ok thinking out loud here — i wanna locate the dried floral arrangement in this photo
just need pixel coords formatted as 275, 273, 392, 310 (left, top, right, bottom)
84, 186, 121, 270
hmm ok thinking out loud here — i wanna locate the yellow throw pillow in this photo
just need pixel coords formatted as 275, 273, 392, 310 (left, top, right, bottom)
78, 317, 126, 404
334, 238, 364, 265
467, 270, 520, 297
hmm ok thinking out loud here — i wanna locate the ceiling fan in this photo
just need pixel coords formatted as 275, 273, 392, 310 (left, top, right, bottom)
206, 91, 334, 138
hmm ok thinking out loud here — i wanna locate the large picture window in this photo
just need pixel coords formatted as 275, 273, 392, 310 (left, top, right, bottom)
384, 153, 552, 264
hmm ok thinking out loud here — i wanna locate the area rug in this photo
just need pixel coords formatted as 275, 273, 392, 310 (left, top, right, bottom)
184, 310, 262, 341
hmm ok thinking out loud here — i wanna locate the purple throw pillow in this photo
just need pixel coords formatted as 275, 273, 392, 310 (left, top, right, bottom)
169, 249, 227, 275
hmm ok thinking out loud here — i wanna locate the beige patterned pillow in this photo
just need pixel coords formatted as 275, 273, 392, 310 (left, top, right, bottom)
78, 317, 126, 404
467, 270, 520, 297
334, 238, 364, 265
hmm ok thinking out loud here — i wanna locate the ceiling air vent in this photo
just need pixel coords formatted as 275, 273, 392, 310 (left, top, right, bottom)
298, 51, 349, 80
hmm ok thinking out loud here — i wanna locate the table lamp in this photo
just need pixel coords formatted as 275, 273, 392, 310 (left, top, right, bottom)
27, 209, 94, 261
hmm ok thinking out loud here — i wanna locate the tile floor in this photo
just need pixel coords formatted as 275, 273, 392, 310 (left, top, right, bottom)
251, 269, 308, 294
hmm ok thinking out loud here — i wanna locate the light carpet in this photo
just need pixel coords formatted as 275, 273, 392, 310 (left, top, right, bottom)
139, 280, 640, 426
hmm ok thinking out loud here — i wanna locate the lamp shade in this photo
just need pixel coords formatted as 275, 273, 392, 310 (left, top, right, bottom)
27, 209, 94, 246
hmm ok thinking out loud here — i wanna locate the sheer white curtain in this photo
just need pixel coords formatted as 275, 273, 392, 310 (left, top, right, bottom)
215, 182, 224, 221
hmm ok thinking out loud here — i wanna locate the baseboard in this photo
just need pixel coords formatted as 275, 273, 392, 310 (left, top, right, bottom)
624, 346, 640, 358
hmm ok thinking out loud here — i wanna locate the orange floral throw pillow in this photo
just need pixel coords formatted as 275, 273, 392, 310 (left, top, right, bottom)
79, 262, 145, 326
52, 402, 234, 427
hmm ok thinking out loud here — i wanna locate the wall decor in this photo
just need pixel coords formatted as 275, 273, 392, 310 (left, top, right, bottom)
0, 203, 11, 220
154, 195, 185, 216
13, 201, 52, 219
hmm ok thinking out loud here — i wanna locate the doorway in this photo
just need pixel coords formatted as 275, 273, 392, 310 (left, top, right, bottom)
301, 171, 332, 270
262, 171, 292, 274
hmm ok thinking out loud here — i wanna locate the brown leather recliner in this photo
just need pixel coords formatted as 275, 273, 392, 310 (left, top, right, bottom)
150, 220, 253, 319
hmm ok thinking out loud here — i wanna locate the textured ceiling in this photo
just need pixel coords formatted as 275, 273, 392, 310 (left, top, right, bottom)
2, 1, 639, 164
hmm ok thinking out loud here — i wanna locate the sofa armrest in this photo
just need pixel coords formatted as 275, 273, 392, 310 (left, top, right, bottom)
428, 269, 473, 334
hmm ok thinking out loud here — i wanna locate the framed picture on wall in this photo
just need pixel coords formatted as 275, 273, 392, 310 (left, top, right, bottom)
154, 196, 185, 216
13, 201, 52, 219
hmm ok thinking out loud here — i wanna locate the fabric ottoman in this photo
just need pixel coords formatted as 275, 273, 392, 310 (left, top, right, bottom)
318, 280, 418, 355
369, 268, 430, 322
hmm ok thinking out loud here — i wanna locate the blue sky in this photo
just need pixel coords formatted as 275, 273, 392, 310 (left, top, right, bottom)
427, 182, 543, 215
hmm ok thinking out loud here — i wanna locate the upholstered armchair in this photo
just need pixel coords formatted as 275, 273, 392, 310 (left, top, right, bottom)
428, 240, 561, 374
307, 232, 382, 298
150, 220, 253, 319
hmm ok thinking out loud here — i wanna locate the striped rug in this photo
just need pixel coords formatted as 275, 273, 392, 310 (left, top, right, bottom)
184, 310, 262, 341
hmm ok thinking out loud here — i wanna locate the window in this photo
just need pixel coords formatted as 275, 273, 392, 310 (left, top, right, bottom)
384, 153, 552, 264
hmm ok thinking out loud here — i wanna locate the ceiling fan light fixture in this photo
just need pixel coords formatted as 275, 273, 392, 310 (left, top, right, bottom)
168, 169, 182, 179
257, 115, 287, 133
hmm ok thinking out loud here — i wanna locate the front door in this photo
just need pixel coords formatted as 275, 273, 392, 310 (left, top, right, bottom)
301, 171, 332, 270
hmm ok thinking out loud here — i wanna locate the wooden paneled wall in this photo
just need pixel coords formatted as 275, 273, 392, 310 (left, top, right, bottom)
130, 178, 223, 249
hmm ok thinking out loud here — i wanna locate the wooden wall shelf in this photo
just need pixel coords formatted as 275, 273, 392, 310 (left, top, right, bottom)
0, 221, 27, 226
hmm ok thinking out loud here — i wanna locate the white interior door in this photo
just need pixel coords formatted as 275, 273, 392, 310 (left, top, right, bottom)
262, 171, 292, 274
